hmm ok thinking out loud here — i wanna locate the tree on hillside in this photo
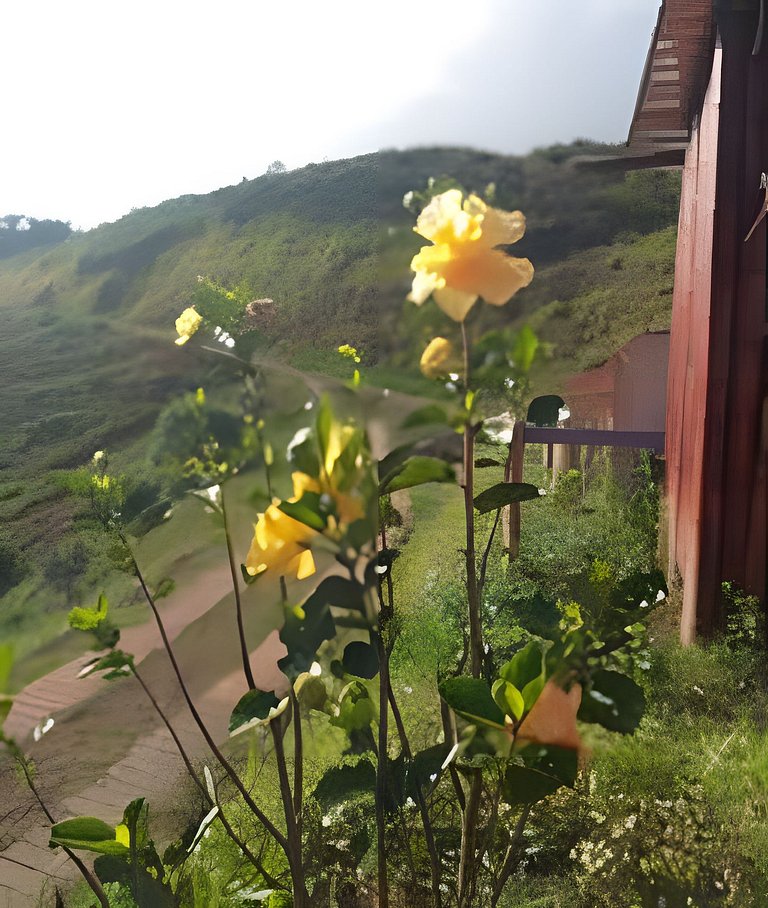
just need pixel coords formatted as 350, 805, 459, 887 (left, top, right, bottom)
0, 214, 72, 259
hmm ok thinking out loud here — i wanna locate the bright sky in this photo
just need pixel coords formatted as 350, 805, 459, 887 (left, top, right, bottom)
1, 0, 660, 230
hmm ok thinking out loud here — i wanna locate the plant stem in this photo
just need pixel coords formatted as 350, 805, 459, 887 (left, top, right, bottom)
271, 712, 309, 906
290, 687, 303, 830
118, 532, 289, 854
458, 319, 485, 906
375, 630, 390, 908
460, 322, 484, 679
221, 491, 257, 690
13, 748, 110, 908
457, 773, 483, 908
388, 686, 443, 907
130, 664, 283, 889
490, 805, 532, 907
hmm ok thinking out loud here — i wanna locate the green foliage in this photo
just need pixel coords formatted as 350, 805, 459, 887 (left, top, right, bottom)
379, 455, 456, 495
49, 816, 129, 856
473, 482, 542, 513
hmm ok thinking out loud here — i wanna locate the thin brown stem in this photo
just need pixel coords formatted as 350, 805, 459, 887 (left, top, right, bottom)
388, 685, 443, 907
490, 805, 532, 907
460, 324, 483, 679
130, 665, 283, 889
290, 687, 303, 829
118, 532, 289, 854
221, 492, 256, 691
14, 749, 109, 908
478, 508, 502, 598
375, 631, 390, 908
271, 714, 308, 906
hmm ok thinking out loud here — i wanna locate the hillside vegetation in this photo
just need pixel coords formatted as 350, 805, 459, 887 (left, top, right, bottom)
0, 142, 681, 679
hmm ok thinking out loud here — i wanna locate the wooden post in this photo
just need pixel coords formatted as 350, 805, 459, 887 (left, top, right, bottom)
503, 421, 526, 559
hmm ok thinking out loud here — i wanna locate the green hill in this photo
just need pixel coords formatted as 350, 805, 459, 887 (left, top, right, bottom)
0, 143, 681, 678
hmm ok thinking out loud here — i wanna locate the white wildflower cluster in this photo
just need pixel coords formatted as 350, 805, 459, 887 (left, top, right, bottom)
213, 325, 236, 348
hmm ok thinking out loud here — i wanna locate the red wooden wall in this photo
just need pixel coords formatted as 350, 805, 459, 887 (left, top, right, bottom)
665, 8, 768, 640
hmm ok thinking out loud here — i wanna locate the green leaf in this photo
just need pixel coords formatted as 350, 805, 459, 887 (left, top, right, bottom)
313, 759, 376, 811
499, 641, 546, 712
492, 679, 524, 720
330, 681, 377, 733
500, 642, 543, 689
377, 443, 414, 485
401, 405, 449, 429
229, 689, 281, 734
379, 456, 455, 495
578, 670, 645, 734
278, 493, 327, 531
512, 324, 540, 374
526, 395, 564, 427
531, 745, 579, 786
240, 563, 258, 585
153, 578, 175, 600
278, 580, 339, 679
473, 482, 541, 514
521, 674, 546, 712
342, 641, 379, 679
287, 426, 320, 476
83, 650, 134, 681
94, 855, 175, 908
316, 395, 333, 468
475, 458, 502, 468
0, 644, 13, 693
439, 677, 506, 729
0, 695, 12, 727
68, 594, 109, 632
49, 817, 129, 856
502, 763, 564, 806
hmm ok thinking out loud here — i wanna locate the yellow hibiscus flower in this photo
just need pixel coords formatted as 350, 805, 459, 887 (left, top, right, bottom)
174, 307, 203, 345
408, 189, 534, 322
245, 466, 364, 581
245, 498, 317, 581
419, 336, 461, 379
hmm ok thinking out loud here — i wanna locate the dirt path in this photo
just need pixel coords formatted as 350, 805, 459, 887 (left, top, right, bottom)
0, 371, 426, 905
1, 558, 287, 906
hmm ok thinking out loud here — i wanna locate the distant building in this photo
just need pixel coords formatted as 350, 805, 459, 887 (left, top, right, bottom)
566, 332, 670, 433
625, 0, 767, 640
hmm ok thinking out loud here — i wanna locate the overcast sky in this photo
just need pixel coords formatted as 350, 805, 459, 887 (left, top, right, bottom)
1, 0, 660, 230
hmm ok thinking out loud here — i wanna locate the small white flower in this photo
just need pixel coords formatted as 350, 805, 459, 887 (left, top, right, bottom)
309, 662, 322, 677
625, 815, 637, 829
441, 743, 459, 770
693, 685, 704, 696
33, 717, 55, 741
656, 589, 666, 602
304, 401, 313, 410
225, 337, 236, 348
92, 450, 105, 463
403, 686, 413, 694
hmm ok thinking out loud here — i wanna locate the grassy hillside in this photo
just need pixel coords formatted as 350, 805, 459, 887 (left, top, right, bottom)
0, 143, 680, 678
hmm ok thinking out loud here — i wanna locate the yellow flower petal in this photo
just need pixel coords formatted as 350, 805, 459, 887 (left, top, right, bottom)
420, 336, 459, 378
296, 549, 316, 580
408, 190, 533, 314
432, 286, 478, 322
174, 307, 202, 345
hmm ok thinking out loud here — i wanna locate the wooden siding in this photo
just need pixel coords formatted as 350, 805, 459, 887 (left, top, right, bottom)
628, 0, 715, 152
666, 7, 768, 639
